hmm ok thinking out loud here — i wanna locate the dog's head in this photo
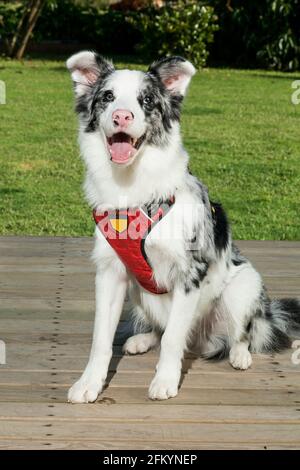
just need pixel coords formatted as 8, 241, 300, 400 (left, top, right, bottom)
67, 51, 195, 166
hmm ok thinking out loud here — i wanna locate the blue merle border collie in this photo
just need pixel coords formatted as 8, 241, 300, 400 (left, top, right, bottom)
66, 51, 300, 402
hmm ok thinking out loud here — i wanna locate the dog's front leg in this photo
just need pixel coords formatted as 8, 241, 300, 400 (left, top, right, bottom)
149, 287, 200, 400
68, 262, 128, 403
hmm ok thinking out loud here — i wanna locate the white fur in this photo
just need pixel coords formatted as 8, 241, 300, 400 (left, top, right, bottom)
229, 342, 253, 370
123, 331, 159, 355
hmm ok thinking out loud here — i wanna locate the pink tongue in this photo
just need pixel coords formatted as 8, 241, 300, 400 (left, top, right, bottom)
110, 142, 135, 163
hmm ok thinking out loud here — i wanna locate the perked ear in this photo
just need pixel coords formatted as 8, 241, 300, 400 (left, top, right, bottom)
66, 51, 114, 96
148, 56, 196, 96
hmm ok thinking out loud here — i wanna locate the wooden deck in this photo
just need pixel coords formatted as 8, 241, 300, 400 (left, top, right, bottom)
0, 236, 299, 450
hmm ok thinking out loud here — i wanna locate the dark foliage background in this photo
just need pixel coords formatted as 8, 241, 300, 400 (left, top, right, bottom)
0, 0, 299, 70
210, 0, 300, 71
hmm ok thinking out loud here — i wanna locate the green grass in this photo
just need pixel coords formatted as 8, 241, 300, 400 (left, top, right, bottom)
0, 57, 299, 239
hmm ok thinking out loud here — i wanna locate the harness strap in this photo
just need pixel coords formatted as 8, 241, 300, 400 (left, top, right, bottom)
93, 197, 175, 294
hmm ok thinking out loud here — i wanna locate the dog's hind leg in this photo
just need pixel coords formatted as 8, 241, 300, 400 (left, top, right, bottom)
219, 264, 263, 370
123, 331, 160, 355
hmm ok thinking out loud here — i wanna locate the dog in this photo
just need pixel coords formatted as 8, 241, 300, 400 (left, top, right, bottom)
66, 51, 300, 402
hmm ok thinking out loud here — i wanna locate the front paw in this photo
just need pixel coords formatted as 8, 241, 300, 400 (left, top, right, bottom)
148, 374, 179, 400
68, 377, 104, 404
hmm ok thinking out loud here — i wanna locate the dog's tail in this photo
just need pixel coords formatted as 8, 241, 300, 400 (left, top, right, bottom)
201, 334, 230, 361
202, 298, 300, 360
250, 298, 300, 353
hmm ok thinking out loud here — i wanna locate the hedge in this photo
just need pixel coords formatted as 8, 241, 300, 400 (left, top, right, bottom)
0, 0, 299, 70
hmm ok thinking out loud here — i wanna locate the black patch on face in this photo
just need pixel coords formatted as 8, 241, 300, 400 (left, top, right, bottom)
210, 201, 229, 254
85, 80, 115, 133
137, 73, 183, 147
73, 54, 115, 132
75, 95, 89, 116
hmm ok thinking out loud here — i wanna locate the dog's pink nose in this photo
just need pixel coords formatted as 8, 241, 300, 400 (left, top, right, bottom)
112, 109, 134, 128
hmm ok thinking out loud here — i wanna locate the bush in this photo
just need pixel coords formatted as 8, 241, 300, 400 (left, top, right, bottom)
34, 0, 140, 55
33, 0, 86, 42
0, 1, 23, 51
130, 0, 218, 67
2, 1, 298, 71
36, 0, 218, 64
91, 9, 141, 55
209, 0, 300, 71
256, 0, 300, 71
0, 0, 140, 56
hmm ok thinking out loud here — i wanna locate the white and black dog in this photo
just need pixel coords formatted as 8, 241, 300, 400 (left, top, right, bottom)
66, 51, 300, 403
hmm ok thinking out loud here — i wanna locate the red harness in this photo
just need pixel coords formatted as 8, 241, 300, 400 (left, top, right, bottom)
93, 198, 175, 294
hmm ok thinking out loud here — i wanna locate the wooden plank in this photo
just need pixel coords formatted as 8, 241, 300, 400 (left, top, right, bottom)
1, 439, 298, 450
0, 420, 299, 446
0, 385, 299, 406
0, 300, 127, 320
0, 298, 95, 320
0, 237, 92, 257
0, 273, 95, 299
0, 320, 94, 335
0, 403, 299, 423
1, 341, 299, 373
236, 240, 300, 250
4, 236, 298, 248
0, 370, 299, 390
0, 260, 93, 274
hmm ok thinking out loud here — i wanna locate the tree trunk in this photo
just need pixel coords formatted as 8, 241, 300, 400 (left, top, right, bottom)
9, 0, 35, 57
10, 0, 46, 60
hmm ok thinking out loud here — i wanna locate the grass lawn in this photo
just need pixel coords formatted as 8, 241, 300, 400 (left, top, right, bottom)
0, 57, 299, 239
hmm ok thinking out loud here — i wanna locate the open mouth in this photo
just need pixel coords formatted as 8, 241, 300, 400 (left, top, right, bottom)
107, 132, 145, 164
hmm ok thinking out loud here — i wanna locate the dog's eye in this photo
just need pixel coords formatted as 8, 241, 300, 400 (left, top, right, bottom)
103, 91, 114, 102
143, 95, 154, 106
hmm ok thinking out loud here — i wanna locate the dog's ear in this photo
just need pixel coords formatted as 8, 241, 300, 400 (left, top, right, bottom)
66, 51, 114, 96
148, 56, 196, 96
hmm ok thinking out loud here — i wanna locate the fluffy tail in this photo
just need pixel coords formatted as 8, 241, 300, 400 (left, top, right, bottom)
202, 298, 300, 360
251, 298, 300, 353
201, 334, 230, 361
